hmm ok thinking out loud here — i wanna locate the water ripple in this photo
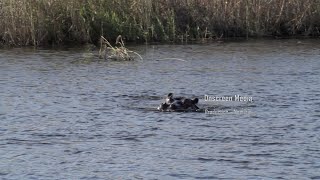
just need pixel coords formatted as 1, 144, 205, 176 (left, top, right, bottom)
1, 40, 319, 179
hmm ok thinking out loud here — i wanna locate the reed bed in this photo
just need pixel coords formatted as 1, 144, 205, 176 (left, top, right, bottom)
0, 0, 319, 46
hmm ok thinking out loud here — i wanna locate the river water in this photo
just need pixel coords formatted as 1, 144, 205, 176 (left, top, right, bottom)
1, 39, 320, 179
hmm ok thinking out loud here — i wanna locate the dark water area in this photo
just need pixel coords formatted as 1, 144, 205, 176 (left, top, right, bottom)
1, 39, 320, 179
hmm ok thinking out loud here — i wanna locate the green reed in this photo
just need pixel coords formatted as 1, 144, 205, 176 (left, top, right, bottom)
0, 0, 319, 46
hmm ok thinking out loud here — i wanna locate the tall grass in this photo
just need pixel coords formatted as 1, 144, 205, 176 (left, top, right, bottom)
0, 0, 319, 46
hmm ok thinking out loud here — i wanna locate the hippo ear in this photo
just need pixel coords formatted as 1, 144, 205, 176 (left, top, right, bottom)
192, 98, 199, 104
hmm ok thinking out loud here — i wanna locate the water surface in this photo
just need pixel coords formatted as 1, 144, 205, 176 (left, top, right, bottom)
1, 39, 320, 179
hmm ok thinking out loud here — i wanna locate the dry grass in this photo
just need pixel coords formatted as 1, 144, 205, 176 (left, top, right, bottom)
0, 0, 319, 46
99, 35, 142, 61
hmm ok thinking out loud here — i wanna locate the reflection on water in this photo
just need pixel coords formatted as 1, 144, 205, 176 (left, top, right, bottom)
1, 39, 320, 179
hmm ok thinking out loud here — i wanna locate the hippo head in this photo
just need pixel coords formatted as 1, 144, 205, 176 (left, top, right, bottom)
159, 93, 199, 112
168, 100, 184, 111
182, 98, 199, 110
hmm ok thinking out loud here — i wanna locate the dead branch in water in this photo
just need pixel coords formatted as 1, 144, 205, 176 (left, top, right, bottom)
99, 35, 143, 61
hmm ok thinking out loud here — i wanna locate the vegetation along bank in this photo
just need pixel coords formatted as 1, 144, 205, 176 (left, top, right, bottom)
1, 0, 319, 46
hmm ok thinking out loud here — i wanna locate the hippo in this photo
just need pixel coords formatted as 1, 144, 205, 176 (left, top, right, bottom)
158, 93, 199, 112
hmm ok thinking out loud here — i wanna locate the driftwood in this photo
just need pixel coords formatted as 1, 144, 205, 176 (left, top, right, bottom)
99, 35, 142, 61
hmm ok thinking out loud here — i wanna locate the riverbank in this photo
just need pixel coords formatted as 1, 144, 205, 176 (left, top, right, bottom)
1, 0, 319, 46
